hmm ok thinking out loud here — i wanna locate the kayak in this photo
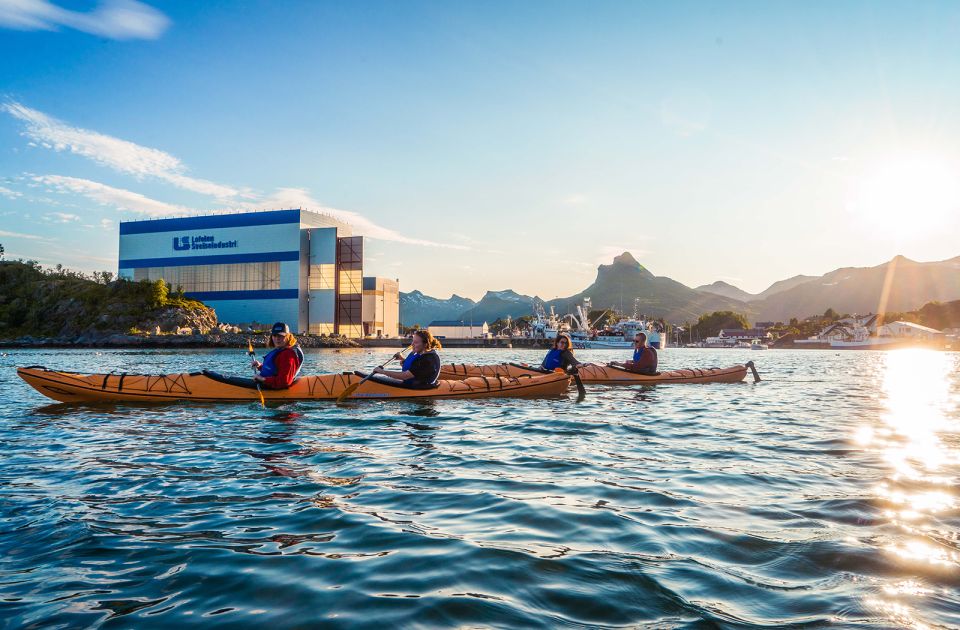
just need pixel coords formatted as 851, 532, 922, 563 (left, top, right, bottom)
16, 365, 572, 404
440, 361, 756, 385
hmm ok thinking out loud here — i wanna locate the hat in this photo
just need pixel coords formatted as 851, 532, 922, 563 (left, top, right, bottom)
271, 322, 290, 335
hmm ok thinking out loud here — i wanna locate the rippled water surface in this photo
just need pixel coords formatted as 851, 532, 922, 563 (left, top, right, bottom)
1, 348, 958, 628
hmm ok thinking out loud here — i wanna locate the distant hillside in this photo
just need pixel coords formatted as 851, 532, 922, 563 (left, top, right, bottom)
754, 255, 960, 321
755, 274, 817, 301
400, 290, 475, 327
0, 260, 216, 339
458, 289, 536, 323
694, 280, 755, 302
548, 252, 752, 323
696, 275, 816, 302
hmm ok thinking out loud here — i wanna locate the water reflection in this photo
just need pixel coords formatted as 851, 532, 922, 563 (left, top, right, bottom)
857, 350, 960, 625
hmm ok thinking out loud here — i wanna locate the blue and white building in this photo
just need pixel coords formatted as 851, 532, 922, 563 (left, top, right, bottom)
118, 208, 392, 336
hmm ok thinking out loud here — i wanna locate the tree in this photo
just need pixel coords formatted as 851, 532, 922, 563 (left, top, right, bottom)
823, 307, 839, 321
691, 310, 750, 338
149, 278, 169, 308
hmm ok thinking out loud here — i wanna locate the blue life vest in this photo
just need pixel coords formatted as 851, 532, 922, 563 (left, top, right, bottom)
260, 345, 305, 378
402, 352, 419, 373
403, 350, 440, 386
633, 348, 644, 363
542, 348, 563, 371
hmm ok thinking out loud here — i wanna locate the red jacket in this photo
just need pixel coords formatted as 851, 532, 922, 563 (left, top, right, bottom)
261, 347, 302, 389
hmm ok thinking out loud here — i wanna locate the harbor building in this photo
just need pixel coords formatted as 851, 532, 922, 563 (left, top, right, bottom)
362, 277, 400, 338
118, 208, 399, 337
427, 320, 489, 338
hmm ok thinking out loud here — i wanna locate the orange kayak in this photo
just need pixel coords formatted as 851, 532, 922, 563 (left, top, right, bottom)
17, 365, 572, 404
440, 362, 755, 385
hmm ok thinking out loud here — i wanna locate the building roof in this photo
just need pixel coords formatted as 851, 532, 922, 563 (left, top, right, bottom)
719, 328, 768, 338
886, 321, 943, 334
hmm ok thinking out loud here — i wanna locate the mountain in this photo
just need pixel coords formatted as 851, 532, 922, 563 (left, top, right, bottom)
458, 289, 536, 323
548, 252, 752, 323
694, 281, 755, 302
400, 290, 475, 327
754, 255, 960, 321
696, 275, 817, 302
755, 275, 817, 301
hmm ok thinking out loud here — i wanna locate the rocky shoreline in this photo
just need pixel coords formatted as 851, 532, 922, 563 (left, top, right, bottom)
0, 331, 362, 349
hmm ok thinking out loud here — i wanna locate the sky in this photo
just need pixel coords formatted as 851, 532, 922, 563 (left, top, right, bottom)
2, 0, 960, 300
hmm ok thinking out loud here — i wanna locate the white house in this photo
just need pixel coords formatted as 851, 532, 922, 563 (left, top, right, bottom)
877, 321, 944, 340
427, 320, 489, 338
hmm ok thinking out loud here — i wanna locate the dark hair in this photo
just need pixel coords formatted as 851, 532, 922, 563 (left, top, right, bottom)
413, 329, 442, 350
553, 333, 574, 350
634, 332, 647, 345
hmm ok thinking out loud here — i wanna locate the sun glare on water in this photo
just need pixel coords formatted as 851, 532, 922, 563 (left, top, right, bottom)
847, 154, 960, 239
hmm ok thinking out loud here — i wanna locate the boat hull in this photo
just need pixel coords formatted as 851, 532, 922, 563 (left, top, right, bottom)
17, 366, 572, 404
440, 362, 749, 384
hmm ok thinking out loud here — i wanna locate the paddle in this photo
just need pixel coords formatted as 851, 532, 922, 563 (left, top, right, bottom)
247, 339, 266, 407
336, 345, 411, 403
570, 365, 586, 401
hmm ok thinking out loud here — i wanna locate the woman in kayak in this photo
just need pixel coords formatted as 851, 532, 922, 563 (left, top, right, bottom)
610, 331, 658, 375
374, 329, 442, 386
541, 333, 580, 372
252, 322, 305, 389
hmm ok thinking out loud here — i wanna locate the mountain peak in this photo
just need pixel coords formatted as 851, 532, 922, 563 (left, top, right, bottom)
613, 251, 640, 267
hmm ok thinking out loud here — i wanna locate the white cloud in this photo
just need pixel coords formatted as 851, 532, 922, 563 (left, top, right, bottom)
0, 229, 51, 241
244, 187, 470, 250
34, 175, 192, 216
561, 194, 588, 205
4, 102, 243, 199
100, 218, 115, 229
0, 185, 22, 198
7, 103, 468, 249
0, 0, 170, 40
44, 211, 80, 222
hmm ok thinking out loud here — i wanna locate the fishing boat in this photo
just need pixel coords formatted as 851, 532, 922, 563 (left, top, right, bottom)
440, 361, 758, 384
16, 366, 573, 404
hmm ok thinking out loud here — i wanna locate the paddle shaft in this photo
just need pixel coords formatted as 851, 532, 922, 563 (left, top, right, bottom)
247, 341, 266, 406
337, 345, 411, 402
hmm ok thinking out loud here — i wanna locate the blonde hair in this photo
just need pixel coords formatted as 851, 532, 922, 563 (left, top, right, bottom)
413, 329, 442, 350
268, 333, 297, 349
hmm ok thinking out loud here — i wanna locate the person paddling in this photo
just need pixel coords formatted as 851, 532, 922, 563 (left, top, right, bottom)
251, 322, 305, 389
541, 333, 581, 372
610, 331, 658, 375
373, 329, 442, 387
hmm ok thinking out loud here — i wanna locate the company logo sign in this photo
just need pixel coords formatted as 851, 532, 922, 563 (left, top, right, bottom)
172, 235, 239, 251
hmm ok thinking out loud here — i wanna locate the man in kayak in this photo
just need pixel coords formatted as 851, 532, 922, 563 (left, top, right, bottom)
252, 322, 305, 389
373, 329, 442, 387
541, 333, 581, 371
610, 332, 658, 375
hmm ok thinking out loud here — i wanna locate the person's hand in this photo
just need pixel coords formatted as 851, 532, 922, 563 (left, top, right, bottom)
250, 359, 260, 369
373, 366, 384, 374
392, 352, 403, 361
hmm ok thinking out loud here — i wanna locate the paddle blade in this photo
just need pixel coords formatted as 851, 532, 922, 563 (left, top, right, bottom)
336, 381, 360, 403
247, 339, 254, 355
256, 386, 265, 407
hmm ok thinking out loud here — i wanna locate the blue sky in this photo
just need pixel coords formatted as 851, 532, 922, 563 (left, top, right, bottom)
2, 1, 960, 300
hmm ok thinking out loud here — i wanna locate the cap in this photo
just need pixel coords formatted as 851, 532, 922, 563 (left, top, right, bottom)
271, 322, 290, 335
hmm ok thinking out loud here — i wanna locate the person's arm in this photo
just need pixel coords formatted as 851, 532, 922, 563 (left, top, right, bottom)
259, 350, 298, 389
375, 367, 414, 380
561, 349, 580, 368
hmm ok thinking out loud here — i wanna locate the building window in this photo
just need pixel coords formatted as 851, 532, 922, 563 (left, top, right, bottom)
133, 262, 280, 292
338, 269, 362, 295
309, 264, 335, 290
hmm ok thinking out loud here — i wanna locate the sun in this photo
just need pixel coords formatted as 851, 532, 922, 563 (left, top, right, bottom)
846, 153, 960, 239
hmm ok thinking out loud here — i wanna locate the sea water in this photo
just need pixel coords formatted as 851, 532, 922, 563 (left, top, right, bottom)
1, 348, 958, 628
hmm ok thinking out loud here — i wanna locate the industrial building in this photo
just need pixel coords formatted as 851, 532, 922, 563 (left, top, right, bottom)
117, 208, 399, 337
